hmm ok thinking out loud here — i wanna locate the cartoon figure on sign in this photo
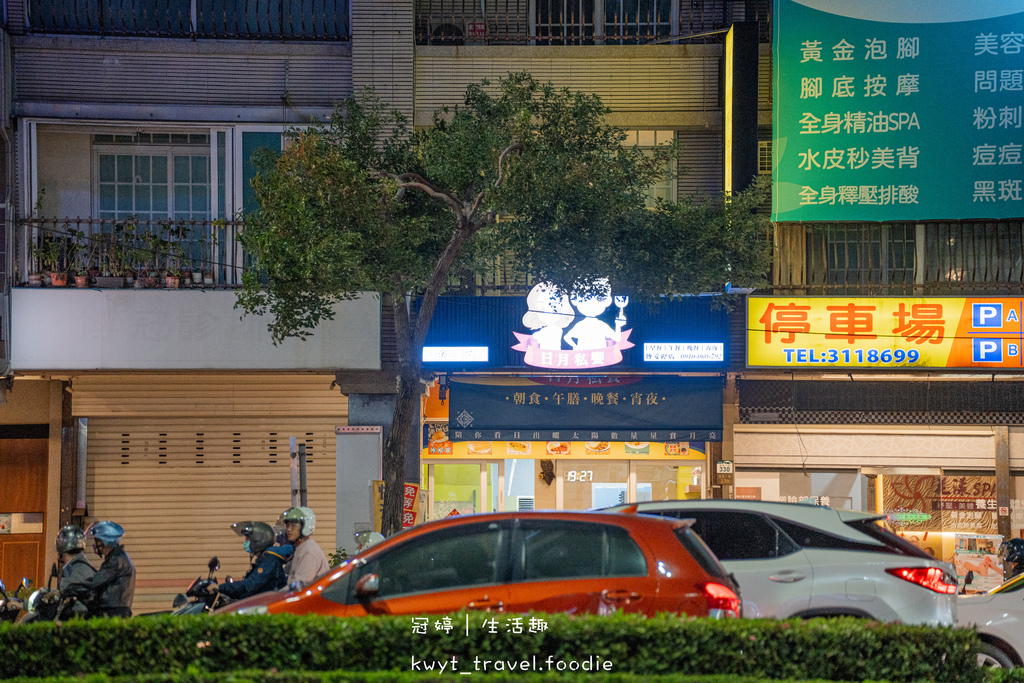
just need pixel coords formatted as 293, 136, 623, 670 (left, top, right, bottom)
512, 278, 633, 368
564, 279, 628, 351
522, 282, 575, 350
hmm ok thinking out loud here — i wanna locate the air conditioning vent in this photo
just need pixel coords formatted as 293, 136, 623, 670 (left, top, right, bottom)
517, 496, 535, 511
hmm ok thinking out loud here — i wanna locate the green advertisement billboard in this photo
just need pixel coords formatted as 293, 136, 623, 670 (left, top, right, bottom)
773, 1, 1024, 222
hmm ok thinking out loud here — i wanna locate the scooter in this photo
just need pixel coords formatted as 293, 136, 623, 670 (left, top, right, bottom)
0, 578, 32, 623
21, 563, 90, 623
170, 557, 235, 615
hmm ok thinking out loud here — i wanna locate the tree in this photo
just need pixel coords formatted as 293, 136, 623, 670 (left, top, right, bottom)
237, 73, 771, 535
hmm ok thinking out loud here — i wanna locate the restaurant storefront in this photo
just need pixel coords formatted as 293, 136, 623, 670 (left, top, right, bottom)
416, 287, 730, 519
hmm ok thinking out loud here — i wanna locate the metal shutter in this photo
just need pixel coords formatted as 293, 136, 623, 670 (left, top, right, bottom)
74, 373, 347, 615
677, 130, 723, 199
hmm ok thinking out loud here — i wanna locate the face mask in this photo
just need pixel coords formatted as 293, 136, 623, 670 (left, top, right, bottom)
243, 539, 251, 554
93, 542, 103, 557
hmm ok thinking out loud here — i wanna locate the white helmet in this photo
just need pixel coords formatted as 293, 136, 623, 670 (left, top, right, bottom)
279, 506, 316, 536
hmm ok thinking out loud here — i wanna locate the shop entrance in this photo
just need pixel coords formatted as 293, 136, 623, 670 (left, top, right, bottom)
422, 458, 702, 516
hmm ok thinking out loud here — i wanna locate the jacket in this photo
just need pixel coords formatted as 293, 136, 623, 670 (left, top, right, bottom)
59, 552, 96, 592
90, 544, 136, 618
286, 537, 331, 588
217, 545, 291, 600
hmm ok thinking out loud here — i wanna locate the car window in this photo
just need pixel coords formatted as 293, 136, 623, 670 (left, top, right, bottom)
774, 518, 899, 555
514, 520, 647, 581
350, 522, 506, 600
672, 526, 729, 578
652, 510, 798, 561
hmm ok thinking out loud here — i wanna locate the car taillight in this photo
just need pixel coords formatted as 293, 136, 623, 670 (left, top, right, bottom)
704, 582, 740, 619
885, 567, 958, 594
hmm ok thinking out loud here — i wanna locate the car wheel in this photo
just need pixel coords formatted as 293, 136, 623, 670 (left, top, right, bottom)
978, 642, 1015, 669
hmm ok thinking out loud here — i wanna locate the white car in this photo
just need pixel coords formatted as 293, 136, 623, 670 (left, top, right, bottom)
607, 500, 957, 626
957, 572, 1024, 668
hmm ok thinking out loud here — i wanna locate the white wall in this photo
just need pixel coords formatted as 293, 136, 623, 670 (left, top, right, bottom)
12, 289, 380, 370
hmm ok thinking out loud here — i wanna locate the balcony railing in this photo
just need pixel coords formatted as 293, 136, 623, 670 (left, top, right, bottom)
15, 217, 249, 288
25, 0, 350, 40
415, 0, 771, 46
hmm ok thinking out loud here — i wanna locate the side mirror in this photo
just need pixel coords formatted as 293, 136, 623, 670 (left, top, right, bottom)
172, 593, 188, 608
20, 578, 30, 592
355, 573, 380, 601
208, 557, 220, 573
0, 579, 7, 597
50, 563, 59, 579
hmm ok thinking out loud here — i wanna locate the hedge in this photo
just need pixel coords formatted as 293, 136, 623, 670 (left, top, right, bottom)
0, 674, 929, 683
0, 612, 982, 683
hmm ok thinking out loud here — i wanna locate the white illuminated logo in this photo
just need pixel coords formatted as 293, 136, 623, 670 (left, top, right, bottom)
422, 347, 489, 362
644, 343, 724, 362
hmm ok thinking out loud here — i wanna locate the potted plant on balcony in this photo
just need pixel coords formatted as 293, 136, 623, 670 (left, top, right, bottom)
38, 232, 72, 287
72, 229, 98, 288
95, 223, 128, 288
130, 227, 160, 289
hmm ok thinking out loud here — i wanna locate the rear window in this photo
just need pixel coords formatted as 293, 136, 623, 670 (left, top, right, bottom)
673, 526, 729, 579
843, 518, 932, 558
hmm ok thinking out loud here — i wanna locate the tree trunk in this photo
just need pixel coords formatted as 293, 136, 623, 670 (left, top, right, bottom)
380, 366, 420, 536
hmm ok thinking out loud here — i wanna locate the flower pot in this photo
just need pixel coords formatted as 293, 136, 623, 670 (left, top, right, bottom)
49, 272, 68, 287
27, 273, 43, 287
143, 276, 157, 288
203, 273, 214, 287
74, 274, 89, 288
94, 276, 125, 289
191, 271, 203, 285
165, 275, 180, 289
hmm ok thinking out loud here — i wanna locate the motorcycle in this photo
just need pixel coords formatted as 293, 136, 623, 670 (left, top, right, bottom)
0, 578, 32, 623
21, 563, 91, 623
170, 557, 235, 615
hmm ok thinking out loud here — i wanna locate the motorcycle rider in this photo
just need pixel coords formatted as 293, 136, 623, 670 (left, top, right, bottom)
54, 525, 96, 619
83, 521, 136, 618
354, 531, 385, 554
1002, 538, 1024, 580
207, 521, 291, 600
278, 507, 330, 588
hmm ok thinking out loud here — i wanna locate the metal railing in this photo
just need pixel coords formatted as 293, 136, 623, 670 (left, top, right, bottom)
15, 217, 249, 288
415, 0, 771, 46
781, 221, 1024, 295
25, 0, 349, 40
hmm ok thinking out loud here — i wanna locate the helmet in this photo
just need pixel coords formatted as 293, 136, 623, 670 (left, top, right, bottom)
354, 531, 384, 553
84, 521, 124, 546
279, 507, 316, 536
231, 521, 274, 555
1004, 538, 1024, 564
55, 525, 86, 554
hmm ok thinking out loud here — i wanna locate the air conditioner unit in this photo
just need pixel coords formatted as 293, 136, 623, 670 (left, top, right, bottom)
517, 496, 535, 511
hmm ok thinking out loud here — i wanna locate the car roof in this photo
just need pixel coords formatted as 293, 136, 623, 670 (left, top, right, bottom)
606, 499, 884, 541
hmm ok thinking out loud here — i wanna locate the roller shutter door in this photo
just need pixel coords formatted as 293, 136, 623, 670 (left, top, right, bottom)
85, 415, 341, 615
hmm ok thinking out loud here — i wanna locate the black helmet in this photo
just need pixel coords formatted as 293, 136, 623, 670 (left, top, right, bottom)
1004, 538, 1024, 564
56, 525, 86, 554
231, 521, 274, 555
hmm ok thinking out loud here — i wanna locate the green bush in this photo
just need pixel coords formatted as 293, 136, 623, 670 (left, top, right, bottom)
0, 612, 981, 683
0, 674, 926, 683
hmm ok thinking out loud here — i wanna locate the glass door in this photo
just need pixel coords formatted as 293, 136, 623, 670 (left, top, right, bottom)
422, 460, 506, 521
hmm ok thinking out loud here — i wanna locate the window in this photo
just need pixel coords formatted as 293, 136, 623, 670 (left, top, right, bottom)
95, 134, 210, 222
758, 141, 772, 175
535, 1, 677, 45
623, 130, 676, 208
28, 0, 349, 39
660, 510, 799, 561
772, 518, 901, 555
806, 224, 916, 293
516, 520, 646, 580
351, 522, 506, 599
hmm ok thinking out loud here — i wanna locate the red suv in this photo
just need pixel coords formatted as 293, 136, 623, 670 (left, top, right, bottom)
223, 511, 740, 618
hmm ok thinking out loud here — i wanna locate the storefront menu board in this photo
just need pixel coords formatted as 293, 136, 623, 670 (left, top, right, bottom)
748, 296, 1024, 368
773, 0, 1024, 222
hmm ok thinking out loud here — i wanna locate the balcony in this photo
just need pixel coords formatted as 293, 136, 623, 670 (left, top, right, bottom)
15, 217, 248, 289
415, 0, 771, 46
23, 0, 350, 40
774, 221, 1024, 295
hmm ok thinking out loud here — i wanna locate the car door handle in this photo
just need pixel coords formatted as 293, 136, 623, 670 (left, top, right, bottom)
467, 596, 504, 611
602, 589, 641, 602
769, 572, 806, 583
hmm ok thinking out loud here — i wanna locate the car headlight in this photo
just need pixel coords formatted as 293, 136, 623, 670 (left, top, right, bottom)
235, 605, 268, 615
